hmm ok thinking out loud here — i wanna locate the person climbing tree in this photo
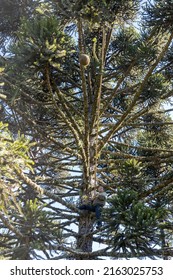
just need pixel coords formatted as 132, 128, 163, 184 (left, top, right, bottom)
78, 186, 107, 228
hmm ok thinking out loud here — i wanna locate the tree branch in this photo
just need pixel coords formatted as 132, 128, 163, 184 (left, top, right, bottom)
99, 32, 173, 152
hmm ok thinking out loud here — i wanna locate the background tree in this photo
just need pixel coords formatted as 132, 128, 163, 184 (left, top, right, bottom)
1, 0, 173, 259
0, 122, 64, 259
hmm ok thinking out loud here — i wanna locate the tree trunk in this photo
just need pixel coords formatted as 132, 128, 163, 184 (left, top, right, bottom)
76, 211, 95, 259
76, 21, 102, 256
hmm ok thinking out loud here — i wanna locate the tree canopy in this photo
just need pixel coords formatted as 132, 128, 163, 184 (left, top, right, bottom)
1, 0, 173, 259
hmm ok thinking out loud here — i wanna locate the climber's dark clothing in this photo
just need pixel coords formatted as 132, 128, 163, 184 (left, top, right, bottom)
78, 191, 107, 228
78, 204, 102, 228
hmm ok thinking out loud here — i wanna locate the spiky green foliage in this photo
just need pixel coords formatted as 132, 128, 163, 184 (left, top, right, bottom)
106, 188, 165, 257
0, 0, 37, 52
0, 122, 34, 213
144, 0, 173, 32
0, 122, 63, 259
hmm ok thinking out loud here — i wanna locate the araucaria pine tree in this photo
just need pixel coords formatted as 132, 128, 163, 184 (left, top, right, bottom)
1, 0, 173, 259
